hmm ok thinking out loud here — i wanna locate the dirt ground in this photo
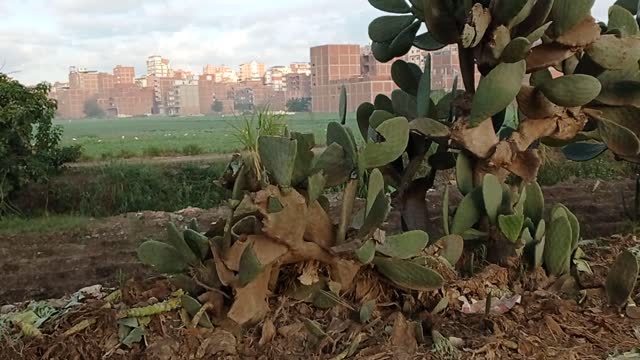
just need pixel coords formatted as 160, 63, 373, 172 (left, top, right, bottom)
1, 178, 635, 305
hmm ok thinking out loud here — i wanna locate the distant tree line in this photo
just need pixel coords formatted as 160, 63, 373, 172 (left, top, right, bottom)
286, 97, 311, 112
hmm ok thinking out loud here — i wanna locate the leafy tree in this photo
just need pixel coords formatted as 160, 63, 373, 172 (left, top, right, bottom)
211, 100, 224, 113
84, 98, 105, 118
0, 74, 81, 214
286, 97, 311, 112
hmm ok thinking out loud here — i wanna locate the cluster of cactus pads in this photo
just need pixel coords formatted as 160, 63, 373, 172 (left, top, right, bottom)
137, 114, 455, 326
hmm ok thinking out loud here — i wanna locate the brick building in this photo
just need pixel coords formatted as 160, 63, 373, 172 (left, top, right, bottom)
114, 65, 135, 84
97, 85, 153, 117
311, 44, 397, 113
167, 83, 200, 115
97, 73, 116, 95
284, 73, 312, 100
198, 74, 235, 114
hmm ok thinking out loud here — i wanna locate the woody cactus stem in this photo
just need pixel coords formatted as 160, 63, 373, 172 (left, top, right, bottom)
337, 176, 358, 244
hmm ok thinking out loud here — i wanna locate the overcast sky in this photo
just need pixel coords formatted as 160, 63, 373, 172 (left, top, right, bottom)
1, 0, 617, 85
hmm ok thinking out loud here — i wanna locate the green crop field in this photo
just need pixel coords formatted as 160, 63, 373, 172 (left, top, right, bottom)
56, 113, 357, 161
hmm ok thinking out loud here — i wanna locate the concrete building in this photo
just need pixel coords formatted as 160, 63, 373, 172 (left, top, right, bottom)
135, 77, 148, 88
55, 88, 94, 119
264, 65, 290, 91
203, 65, 238, 83
431, 45, 482, 90
114, 65, 135, 84
167, 82, 200, 115
147, 55, 172, 78
290, 62, 312, 75
238, 61, 266, 82
69, 67, 99, 94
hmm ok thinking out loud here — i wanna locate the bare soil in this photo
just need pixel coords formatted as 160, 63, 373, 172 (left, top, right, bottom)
1, 178, 635, 305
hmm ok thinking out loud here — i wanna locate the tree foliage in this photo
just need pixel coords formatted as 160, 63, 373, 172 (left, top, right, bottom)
211, 100, 224, 113
84, 98, 106, 118
0, 74, 81, 213
286, 97, 311, 112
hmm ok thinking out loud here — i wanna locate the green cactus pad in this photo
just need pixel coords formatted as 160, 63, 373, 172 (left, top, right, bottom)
166, 222, 199, 266
596, 81, 640, 107
312, 143, 352, 187
291, 132, 315, 186
514, 0, 555, 37
417, 54, 432, 117
392, 60, 421, 96
339, 85, 348, 124
367, 169, 385, 216
183, 229, 210, 261
526, 22, 553, 43
327, 122, 358, 166
490, 25, 511, 59
535, 237, 546, 267
138, 240, 189, 274
462, 229, 489, 241
439, 235, 464, 266
391, 90, 418, 119
369, 110, 396, 129
389, 21, 421, 57
523, 181, 544, 225
544, 216, 573, 276
169, 274, 200, 295
356, 239, 376, 264
597, 118, 640, 157
548, 0, 595, 36
590, 106, 640, 135
482, 174, 503, 224
371, 41, 395, 63
357, 102, 375, 140
456, 153, 474, 196
451, 188, 484, 235
556, 204, 580, 250
375, 230, 430, 259
500, 37, 532, 63
368, 15, 415, 43
181, 295, 214, 328
258, 136, 298, 187
410, 118, 450, 138
442, 185, 450, 235
188, 218, 199, 232
614, 0, 639, 14
231, 216, 260, 238
498, 214, 525, 243
586, 35, 640, 70
535, 219, 546, 242
359, 192, 391, 236
500, 184, 513, 215
423, 0, 459, 44
267, 196, 284, 214
307, 172, 327, 205
539, 74, 602, 107
373, 257, 444, 290
492, 0, 529, 26
608, 4, 639, 36
605, 249, 639, 306
362, 117, 410, 168
238, 241, 264, 287
368, 0, 411, 13
469, 60, 526, 126
414, 32, 446, 51
374, 94, 395, 113
562, 142, 608, 161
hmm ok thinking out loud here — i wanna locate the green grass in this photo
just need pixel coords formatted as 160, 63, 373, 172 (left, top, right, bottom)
56, 113, 357, 161
0, 215, 91, 236
537, 152, 634, 186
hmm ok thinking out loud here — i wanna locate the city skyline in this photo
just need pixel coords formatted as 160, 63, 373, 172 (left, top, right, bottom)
1, 0, 617, 85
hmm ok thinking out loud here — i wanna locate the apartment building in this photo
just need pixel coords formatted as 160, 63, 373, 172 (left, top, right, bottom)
167, 81, 200, 115
147, 55, 172, 77
97, 85, 153, 117
285, 73, 312, 100
198, 74, 236, 114
203, 65, 238, 83
97, 72, 116, 95
238, 61, 266, 82
290, 62, 312, 75
114, 65, 135, 84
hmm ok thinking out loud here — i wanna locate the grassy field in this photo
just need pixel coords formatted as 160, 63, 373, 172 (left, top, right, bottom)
56, 113, 356, 161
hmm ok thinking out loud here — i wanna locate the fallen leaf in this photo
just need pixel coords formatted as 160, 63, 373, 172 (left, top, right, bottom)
390, 312, 417, 358
223, 236, 250, 271
298, 261, 321, 286
544, 315, 565, 337
259, 318, 276, 346
304, 200, 336, 248
228, 264, 272, 326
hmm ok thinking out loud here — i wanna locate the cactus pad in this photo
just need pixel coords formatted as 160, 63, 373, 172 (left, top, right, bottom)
544, 216, 573, 276
498, 214, 525, 243
469, 61, 526, 126
258, 136, 298, 187
482, 174, 503, 224
375, 230, 430, 259
606, 249, 639, 306
539, 74, 602, 107
438, 234, 464, 266
361, 117, 410, 168
138, 240, 189, 274
451, 188, 484, 235
373, 257, 444, 290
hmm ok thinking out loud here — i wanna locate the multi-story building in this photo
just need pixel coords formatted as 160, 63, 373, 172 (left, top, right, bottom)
167, 81, 200, 115
311, 44, 397, 113
97, 85, 153, 117
97, 72, 116, 95
135, 77, 148, 88
69, 67, 99, 94
264, 65, 290, 91
431, 45, 481, 90
113, 65, 135, 84
238, 61, 266, 82
198, 74, 236, 114
284, 73, 311, 100
290, 62, 312, 75
55, 88, 94, 119
147, 55, 172, 78
203, 65, 238, 83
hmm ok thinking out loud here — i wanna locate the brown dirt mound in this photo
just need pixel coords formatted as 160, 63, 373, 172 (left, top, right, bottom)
1, 235, 638, 360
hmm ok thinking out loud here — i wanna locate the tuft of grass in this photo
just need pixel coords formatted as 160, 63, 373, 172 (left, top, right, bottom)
229, 107, 287, 151
537, 151, 633, 186
0, 215, 91, 236
181, 144, 205, 156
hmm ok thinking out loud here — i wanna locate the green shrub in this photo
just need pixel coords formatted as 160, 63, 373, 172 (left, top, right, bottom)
181, 144, 205, 156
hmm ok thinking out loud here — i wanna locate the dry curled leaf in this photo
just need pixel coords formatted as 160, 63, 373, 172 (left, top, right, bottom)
228, 264, 272, 326
259, 318, 276, 346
